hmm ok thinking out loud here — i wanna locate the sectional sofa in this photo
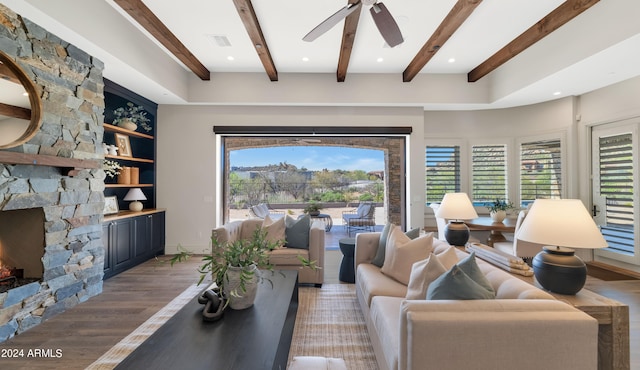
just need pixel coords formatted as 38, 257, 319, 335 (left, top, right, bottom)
354, 230, 598, 370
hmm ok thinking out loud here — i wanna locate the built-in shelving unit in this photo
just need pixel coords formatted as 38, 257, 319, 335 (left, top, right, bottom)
102, 79, 164, 279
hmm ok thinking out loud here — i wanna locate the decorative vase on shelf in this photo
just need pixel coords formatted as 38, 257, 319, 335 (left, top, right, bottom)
117, 118, 137, 132
490, 210, 507, 223
223, 264, 258, 310
117, 166, 131, 184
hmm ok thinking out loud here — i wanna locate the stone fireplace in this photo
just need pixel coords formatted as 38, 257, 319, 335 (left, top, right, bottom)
0, 208, 45, 288
0, 5, 106, 342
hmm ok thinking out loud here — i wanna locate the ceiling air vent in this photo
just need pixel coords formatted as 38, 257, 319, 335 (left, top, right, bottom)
208, 34, 232, 47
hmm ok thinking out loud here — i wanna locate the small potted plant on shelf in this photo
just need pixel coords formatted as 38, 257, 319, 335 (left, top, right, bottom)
303, 201, 322, 216
485, 198, 514, 223
113, 102, 152, 132
103, 159, 122, 179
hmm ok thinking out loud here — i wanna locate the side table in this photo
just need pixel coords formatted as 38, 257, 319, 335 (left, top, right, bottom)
338, 238, 356, 283
299, 213, 333, 232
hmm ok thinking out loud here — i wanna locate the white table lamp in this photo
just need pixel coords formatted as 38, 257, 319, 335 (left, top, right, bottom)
435, 192, 479, 246
123, 188, 147, 212
516, 199, 607, 294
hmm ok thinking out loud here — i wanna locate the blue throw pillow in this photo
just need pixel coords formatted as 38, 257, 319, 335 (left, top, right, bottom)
426, 265, 496, 300
285, 215, 310, 249
371, 222, 392, 267
456, 252, 495, 294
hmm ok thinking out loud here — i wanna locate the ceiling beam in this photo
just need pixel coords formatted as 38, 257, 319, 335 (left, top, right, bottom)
337, 0, 362, 82
403, 0, 482, 82
468, 0, 600, 82
232, 0, 278, 81
0, 102, 31, 120
113, 0, 210, 80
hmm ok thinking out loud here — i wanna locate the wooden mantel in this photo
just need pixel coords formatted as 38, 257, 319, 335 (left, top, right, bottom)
0, 151, 101, 176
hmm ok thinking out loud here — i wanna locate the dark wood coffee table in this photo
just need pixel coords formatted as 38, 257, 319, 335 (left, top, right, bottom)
116, 270, 298, 370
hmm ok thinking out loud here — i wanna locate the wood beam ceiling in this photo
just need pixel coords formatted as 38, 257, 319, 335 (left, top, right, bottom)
468, 0, 600, 82
337, 0, 362, 82
403, 0, 482, 82
232, 0, 278, 81
113, 0, 210, 80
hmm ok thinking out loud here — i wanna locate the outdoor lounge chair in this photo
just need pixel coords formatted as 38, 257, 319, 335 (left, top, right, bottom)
342, 202, 376, 236
249, 203, 285, 219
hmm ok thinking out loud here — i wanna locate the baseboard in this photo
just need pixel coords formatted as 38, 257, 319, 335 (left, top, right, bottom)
586, 261, 640, 280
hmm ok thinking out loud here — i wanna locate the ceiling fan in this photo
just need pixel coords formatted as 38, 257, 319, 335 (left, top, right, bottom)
303, 0, 404, 47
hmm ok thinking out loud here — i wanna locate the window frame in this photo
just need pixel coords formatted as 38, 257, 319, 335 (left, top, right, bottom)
517, 132, 567, 207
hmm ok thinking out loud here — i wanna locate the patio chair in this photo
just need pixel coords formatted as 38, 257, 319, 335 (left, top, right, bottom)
342, 202, 376, 236
248, 203, 285, 219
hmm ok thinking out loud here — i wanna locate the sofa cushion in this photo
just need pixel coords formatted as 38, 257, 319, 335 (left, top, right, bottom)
405, 245, 463, 300
456, 252, 495, 295
285, 215, 310, 249
356, 203, 371, 217
262, 215, 286, 247
356, 263, 406, 307
426, 265, 496, 300
268, 247, 309, 266
381, 226, 434, 285
369, 296, 403, 370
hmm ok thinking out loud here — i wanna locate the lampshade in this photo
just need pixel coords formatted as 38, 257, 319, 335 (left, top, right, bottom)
516, 198, 607, 295
435, 193, 478, 246
435, 193, 478, 220
123, 188, 146, 212
123, 188, 147, 201
516, 199, 607, 249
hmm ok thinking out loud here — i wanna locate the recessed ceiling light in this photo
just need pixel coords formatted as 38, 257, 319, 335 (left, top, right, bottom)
302, 57, 309, 62
553, 91, 561, 96
448, 57, 456, 63
376, 57, 384, 63
227, 56, 235, 61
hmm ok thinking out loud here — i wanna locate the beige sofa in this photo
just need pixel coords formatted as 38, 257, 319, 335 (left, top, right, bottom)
354, 232, 598, 370
212, 218, 324, 286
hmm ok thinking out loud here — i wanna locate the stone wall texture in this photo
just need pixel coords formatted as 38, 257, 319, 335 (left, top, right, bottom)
0, 4, 106, 342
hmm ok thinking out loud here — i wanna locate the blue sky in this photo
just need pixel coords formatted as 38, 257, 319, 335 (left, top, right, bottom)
230, 146, 384, 172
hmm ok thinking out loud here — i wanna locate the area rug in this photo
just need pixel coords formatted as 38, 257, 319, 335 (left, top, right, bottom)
288, 284, 378, 370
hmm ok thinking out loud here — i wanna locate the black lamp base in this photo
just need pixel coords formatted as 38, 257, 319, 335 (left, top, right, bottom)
444, 221, 470, 246
532, 246, 587, 295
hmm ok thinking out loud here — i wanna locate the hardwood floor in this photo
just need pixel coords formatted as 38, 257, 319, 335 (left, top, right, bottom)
0, 225, 638, 369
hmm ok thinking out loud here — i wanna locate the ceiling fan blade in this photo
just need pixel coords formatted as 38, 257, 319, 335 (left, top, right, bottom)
370, 2, 403, 47
303, 1, 362, 42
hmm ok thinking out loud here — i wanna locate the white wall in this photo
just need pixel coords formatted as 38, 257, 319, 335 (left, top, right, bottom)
156, 105, 424, 253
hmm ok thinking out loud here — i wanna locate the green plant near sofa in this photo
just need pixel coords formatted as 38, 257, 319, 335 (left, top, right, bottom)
170, 226, 320, 304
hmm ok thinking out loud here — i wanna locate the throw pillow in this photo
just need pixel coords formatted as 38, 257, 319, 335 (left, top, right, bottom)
284, 215, 310, 249
371, 222, 392, 267
356, 203, 370, 217
381, 226, 434, 285
426, 265, 496, 300
372, 224, 423, 268
405, 252, 448, 299
434, 245, 460, 270
261, 215, 286, 247
456, 252, 495, 294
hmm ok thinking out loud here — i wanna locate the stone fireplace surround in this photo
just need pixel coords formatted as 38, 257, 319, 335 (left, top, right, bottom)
0, 5, 106, 342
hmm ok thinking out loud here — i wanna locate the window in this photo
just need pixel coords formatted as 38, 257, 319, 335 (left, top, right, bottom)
472, 144, 507, 203
520, 139, 562, 205
595, 132, 635, 257
425, 145, 460, 203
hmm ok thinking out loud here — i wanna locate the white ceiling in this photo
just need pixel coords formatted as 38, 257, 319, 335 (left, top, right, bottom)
4, 0, 640, 110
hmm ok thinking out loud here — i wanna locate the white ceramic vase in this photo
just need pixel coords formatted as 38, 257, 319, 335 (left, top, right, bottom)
490, 210, 507, 223
117, 118, 137, 131
223, 264, 258, 310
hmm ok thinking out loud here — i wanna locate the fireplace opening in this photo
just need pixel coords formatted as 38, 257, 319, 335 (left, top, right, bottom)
0, 208, 45, 293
